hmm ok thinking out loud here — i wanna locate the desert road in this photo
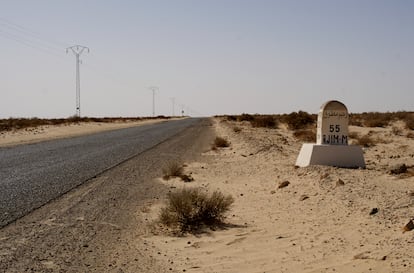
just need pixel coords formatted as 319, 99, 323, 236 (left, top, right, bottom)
0, 118, 203, 227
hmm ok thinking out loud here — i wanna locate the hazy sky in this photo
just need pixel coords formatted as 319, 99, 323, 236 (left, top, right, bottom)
1, 0, 413, 118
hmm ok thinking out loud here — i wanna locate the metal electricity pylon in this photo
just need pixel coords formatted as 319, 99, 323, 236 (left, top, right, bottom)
148, 86, 158, 117
66, 45, 89, 117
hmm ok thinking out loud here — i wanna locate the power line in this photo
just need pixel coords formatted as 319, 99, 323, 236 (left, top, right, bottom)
66, 45, 90, 117
0, 29, 65, 59
0, 17, 68, 49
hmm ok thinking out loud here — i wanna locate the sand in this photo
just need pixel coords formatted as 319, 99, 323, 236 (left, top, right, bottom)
2, 116, 414, 272
146, 118, 414, 273
0, 119, 172, 147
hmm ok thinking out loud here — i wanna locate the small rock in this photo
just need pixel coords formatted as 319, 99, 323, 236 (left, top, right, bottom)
369, 208, 379, 215
403, 219, 414, 232
336, 179, 345, 186
278, 181, 290, 189
270, 190, 276, 194
180, 174, 194, 182
320, 173, 329, 179
389, 164, 408, 175
299, 195, 309, 201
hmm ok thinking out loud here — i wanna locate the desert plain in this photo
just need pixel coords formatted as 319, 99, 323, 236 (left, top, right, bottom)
146, 116, 414, 273
1, 115, 414, 273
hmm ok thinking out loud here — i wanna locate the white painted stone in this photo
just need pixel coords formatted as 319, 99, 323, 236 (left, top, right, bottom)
295, 100, 365, 168
317, 100, 348, 145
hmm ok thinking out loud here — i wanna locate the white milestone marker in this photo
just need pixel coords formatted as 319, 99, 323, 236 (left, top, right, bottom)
295, 100, 365, 168
317, 101, 349, 145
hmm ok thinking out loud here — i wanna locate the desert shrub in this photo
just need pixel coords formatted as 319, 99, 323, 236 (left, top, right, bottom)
0, 117, 50, 131
389, 164, 408, 175
250, 115, 278, 128
405, 117, 414, 130
293, 129, 316, 142
0, 116, 152, 132
238, 113, 254, 122
357, 112, 392, 127
348, 131, 359, 138
283, 111, 315, 130
233, 126, 242, 133
160, 188, 234, 232
349, 114, 363, 126
393, 111, 411, 120
364, 118, 389, 128
356, 135, 376, 147
226, 115, 237, 122
349, 111, 414, 128
392, 126, 403, 136
213, 137, 230, 148
162, 162, 194, 182
162, 162, 184, 180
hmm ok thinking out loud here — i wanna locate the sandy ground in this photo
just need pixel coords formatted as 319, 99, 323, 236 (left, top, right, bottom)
0, 118, 175, 147
146, 118, 414, 273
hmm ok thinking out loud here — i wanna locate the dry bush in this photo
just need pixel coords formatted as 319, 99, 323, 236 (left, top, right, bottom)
250, 115, 278, 128
213, 136, 230, 148
407, 132, 414, 139
406, 118, 414, 130
162, 162, 184, 180
392, 126, 403, 136
0, 117, 47, 131
392, 111, 414, 129
348, 131, 359, 139
349, 112, 414, 128
160, 188, 234, 232
162, 162, 194, 182
226, 115, 237, 122
293, 129, 316, 142
351, 112, 394, 128
0, 116, 157, 132
356, 135, 376, 147
282, 111, 315, 130
233, 126, 242, 133
238, 113, 254, 122
349, 114, 363, 126
364, 118, 390, 128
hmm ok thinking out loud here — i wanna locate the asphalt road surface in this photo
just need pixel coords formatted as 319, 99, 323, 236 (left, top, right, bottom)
0, 118, 202, 227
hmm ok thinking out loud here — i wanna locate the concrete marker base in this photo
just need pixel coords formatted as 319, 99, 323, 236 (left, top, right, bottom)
295, 144, 365, 168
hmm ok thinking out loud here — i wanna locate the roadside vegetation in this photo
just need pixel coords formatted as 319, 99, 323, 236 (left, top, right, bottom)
349, 111, 414, 129
250, 115, 278, 128
0, 116, 172, 132
217, 111, 414, 141
159, 188, 234, 233
212, 136, 230, 149
162, 162, 193, 182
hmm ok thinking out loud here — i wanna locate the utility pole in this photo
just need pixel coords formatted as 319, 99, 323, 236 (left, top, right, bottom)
148, 86, 158, 117
170, 97, 175, 116
66, 45, 89, 117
